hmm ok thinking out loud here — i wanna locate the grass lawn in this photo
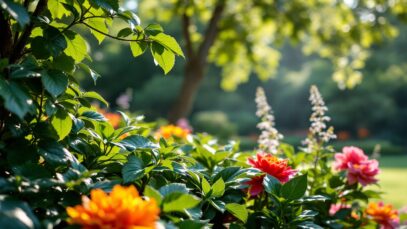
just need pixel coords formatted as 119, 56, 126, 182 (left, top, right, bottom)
373, 156, 407, 209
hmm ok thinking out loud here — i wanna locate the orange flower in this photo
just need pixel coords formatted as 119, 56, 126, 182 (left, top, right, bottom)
95, 106, 122, 128
67, 185, 160, 229
155, 125, 190, 139
104, 112, 122, 128
366, 202, 399, 229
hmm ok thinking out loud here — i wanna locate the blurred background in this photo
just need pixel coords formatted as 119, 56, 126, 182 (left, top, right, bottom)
78, 1, 407, 207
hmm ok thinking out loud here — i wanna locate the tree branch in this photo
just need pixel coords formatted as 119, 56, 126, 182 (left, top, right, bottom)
197, 1, 226, 66
81, 22, 150, 42
10, 0, 48, 63
182, 13, 194, 59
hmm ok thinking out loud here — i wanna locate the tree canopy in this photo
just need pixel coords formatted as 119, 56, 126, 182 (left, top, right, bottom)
139, 0, 406, 91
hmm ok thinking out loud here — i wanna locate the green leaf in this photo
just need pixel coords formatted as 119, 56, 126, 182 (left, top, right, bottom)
38, 141, 74, 166
201, 177, 211, 195
117, 28, 133, 37
48, 0, 70, 19
176, 220, 208, 229
0, 78, 32, 119
144, 186, 163, 205
150, 42, 175, 74
85, 17, 110, 44
281, 174, 307, 200
163, 193, 200, 213
0, 0, 30, 26
51, 109, 72, 140
80, 110, 106, 121
159, 183, 188, 196
78, 63, 100, 84
225, 203, 248, 223
89, 0, 119, 11
82, 91, 109, 107
211, 178, 225, 198
145, 24, 164, 34
263, 174, 282, 195
41, 70, 68, 97
150, 33, 184, 57
0, 199, 41, 229
120, 135, 158, 151
64, 31, 87, 62
51, 54, 75, 73
130, 40, 148, 58
213, 167, 244, 183
32, 27, 67, 59
122, 155, 144, 183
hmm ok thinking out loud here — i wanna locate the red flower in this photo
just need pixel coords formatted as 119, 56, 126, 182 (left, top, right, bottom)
247, 152, 296, 196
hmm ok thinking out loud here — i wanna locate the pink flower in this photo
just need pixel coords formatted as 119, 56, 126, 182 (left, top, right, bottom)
347, 160, 379, 186
329, 203, 351, 216
334, 146, 368, 170
334, 146, 380, 186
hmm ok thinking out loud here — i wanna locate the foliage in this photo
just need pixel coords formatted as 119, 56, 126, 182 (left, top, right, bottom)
0, 0, 403, 228
139, 0, 406, 90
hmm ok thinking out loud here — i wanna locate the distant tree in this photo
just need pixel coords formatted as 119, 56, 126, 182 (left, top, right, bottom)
138, 0, 407, 122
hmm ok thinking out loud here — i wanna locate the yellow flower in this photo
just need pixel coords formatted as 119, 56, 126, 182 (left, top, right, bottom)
67, 185, 160, 229
155, 125, 190, 139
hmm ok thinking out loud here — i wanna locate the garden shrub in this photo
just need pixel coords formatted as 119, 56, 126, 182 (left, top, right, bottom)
0, 1, 404, 229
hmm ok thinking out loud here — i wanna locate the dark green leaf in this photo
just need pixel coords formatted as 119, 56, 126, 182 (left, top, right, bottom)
176, 220, 208, 229
38, 141, 74, 166
89, 0, 119, 11
281, 174, 307, 200
159, 183, 188, 196
117, 28, 133, 37
41, 70, 68, 97
80, 110, 106, 121
122, 155, 144, 183
120, 135, 158, 151
52, 54, 75, 72
0, 78, 32, 119
0, 199, 40, 229
263, 174, 281, 194
0, 0, 30, 26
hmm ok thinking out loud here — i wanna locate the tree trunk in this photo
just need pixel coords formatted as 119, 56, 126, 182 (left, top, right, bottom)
168, 60, 204, 123
0, 11, 13, 59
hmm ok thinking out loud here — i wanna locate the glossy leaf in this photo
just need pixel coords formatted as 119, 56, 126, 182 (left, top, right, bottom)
41, 70, 68, 97
225, 203, 248, 223
281, 174, 307, 200
122, 155, 144, 183
51, 109, 73, 140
